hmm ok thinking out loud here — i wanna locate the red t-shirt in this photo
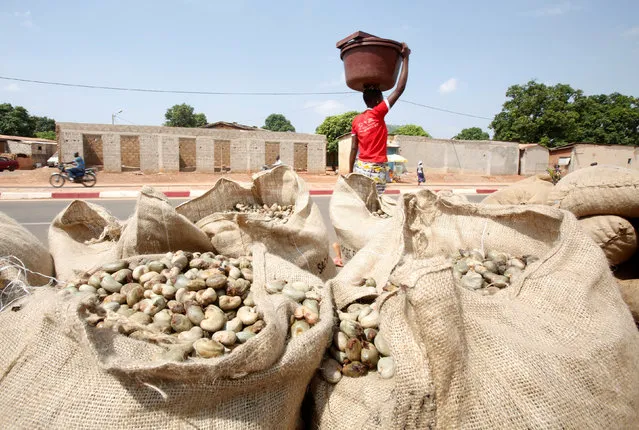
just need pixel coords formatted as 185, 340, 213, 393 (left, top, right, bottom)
351, 100, 390, 163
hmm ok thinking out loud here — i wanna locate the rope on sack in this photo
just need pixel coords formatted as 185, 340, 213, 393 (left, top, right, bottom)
0, 255, 62, 312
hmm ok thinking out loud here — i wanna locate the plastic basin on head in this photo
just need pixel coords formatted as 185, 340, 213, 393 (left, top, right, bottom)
338, 36, 402, 92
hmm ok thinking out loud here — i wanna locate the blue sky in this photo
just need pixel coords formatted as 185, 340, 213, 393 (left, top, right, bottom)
1, 0, 638, 138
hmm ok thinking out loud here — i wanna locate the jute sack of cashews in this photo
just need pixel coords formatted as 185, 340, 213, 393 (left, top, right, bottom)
311, 189, 639, 429
547, 165, 639, 218
482, 174, 554, 206
48, 200, 122, 282
578, 215, 638, 266
0, 212, 54, 306
0, 244, 333, 430
176, 165, 335, 281
329, 173, 397, 264
50, 186, 216, 282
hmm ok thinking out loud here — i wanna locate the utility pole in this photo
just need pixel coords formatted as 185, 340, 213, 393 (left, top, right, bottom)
112, 109, 123, 125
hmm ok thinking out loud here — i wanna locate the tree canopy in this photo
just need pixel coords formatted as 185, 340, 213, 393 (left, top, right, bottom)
263, 113, 295, 132
0, 103, 56, 137
453, 127, 490, 140
315, 111, 359, 152
490, 80, 639, 147
35, 131, 56, 140
392, 124, 431, 137
164, 103, 208, 128
33, 116, 56, 134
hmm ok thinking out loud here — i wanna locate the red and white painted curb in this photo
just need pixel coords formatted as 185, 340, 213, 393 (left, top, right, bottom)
0, 188, 497, 200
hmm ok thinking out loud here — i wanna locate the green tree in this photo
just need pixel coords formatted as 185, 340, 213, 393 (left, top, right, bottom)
0, 103, 35, 136
490, 81, 639, 147
453, 127, 490, 140
164, 103, 208, 127
193, 113, 208, 127
489, 81, 583, 147
573, 93, 639, 146
35, 131, 56, 140
392, 124, 431, 137
263, 113, 295, 132
33, 116, 56, 133
315, 111, 359, 153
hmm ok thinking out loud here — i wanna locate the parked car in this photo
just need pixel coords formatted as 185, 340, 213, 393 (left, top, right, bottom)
0, 156, 19, 172
47, 152, 59, 168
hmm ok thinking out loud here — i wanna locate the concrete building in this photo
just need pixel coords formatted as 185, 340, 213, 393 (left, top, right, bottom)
0, 134, 57, 167
549, 143, 639, 173
337, 134, 521, 175
56, 123, 327, 174
519, 144, 550, 175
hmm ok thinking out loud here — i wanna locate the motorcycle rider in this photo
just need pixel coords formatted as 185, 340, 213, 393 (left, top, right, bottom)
66, 152, 85, 181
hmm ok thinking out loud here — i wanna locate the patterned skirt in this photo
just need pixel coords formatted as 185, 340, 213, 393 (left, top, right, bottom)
354, 159, 387, 195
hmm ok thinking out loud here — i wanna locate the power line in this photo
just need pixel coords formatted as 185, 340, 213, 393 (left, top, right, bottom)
399, 99, 492, 120
0, 75, 493, 120
0, 76, 353, 96
114, 116, 136, 125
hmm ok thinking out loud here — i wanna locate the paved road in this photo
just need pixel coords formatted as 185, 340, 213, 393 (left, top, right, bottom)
2, 194, 485, 247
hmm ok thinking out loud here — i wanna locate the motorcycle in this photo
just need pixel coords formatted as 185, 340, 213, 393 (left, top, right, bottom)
49, 163, 97, 188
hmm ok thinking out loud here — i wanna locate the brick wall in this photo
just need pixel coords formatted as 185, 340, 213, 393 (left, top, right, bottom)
196, 136, 215, 172
214, 140, 231, 171
83, 134, 103, 166
121, 135, 140, 168
179, 137, 196, 171
294, 142, 308, 171
56, 123, 327, 174
265, 142, 280, 164
160, 135, 179, 172
6, 141, 32, 156
139, 134, 160, 172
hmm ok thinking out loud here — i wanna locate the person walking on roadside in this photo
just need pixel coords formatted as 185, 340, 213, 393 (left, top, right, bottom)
417, 160, 425, 185
349, 43, 410, 196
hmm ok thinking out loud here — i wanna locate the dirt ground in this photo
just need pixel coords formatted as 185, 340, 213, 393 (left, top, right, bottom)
0, 167, 523, 189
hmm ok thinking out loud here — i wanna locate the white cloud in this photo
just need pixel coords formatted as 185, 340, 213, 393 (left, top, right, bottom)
14, 10, 34, 28
530, 2, 580, 16
304, 100, 346, 116
3, 83, 20, 92
624, 26, 639, 37
438, 78, 458, 94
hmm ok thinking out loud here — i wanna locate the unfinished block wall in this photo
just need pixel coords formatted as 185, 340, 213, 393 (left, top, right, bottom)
56, 124, 327, 174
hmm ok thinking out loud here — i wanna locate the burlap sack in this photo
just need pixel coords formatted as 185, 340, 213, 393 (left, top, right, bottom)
0, 212, 53, 287
0, 244, 333, 429
176, 166, 335, 280
329, 174, 397, 263
578, 215, 638, 265
117, 186, 215, 258
482, 175, 553, 206
618, 279, 639, 327
313, 190, 639, 429
547, 165, 639, 217
49, 200, 122, 281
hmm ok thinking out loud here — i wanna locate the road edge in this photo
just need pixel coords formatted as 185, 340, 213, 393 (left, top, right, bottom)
0, 188, 498, 200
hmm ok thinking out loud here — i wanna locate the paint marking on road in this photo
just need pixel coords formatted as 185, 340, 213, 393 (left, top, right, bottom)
100, 190, 139, 198
52, 192, 100, 199
20, 222, 51, 226
451, 189, 478, 194
0, 192, 52, 199
164, 191, 191, 198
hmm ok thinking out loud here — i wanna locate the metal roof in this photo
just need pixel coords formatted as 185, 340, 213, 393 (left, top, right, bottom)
0, 134, 57, 144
